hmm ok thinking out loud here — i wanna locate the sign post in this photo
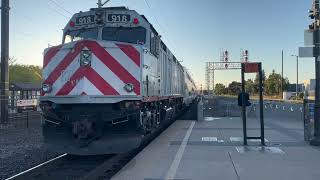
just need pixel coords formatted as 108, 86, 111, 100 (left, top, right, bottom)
299, 0, 320, 146
211, 61, 265, 145
240, 62, 265, 146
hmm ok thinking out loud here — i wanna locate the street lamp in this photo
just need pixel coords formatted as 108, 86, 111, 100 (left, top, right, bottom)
291, 55, 299, 99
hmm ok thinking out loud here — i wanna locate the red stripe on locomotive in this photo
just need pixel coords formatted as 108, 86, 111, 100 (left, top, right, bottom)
44, 42, 85, 85
116, 43, 141, 67
86, 41, 141, 95
43, 45, 62, 68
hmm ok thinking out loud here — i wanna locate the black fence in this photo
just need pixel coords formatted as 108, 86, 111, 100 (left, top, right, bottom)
6, 111, 42, 128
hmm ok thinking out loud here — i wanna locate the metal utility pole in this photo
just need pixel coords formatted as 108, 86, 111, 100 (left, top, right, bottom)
1, 0, 10, 124
281, 50, 284, 99
291, 55, 299, 99
310, 0, 320, 146
205, 62, 214, 95
297, 56, 299, 98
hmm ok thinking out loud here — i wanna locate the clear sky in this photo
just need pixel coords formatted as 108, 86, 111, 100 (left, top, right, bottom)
2, 0, 316, 87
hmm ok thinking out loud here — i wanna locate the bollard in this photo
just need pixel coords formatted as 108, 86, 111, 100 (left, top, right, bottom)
197, 99, 203, 121
26, 111, 29, 128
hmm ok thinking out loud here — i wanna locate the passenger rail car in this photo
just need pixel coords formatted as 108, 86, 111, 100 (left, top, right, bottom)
40, 5, 197, 155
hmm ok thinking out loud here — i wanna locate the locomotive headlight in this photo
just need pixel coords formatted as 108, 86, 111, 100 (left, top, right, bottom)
124, 83, 134, 92
42, 84, 52, 93
80, 50, 92, 66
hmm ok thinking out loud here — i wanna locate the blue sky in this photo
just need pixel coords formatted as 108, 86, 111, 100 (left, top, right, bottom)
3, 0, 316, 87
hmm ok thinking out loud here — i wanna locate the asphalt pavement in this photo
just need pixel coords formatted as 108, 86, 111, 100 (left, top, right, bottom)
112, 96, 320, 180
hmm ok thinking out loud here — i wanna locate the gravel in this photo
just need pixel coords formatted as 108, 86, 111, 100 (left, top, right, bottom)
0, 116, 61, 180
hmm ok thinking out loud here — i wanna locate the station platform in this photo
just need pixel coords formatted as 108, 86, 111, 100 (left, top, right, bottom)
112, 109, 320, 180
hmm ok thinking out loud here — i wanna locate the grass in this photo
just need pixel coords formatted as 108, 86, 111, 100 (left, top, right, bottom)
213, 94, 304, 103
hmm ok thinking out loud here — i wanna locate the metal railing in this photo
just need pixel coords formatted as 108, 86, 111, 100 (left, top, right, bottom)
4, 111, 42, 128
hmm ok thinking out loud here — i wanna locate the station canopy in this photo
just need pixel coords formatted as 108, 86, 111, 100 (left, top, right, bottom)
9, 82, 41, 91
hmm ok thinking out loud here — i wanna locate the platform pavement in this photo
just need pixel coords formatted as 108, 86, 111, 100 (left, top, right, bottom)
112, 113, 320, 180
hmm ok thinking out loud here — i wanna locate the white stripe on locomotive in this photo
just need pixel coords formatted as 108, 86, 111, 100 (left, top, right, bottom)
43, 48, 70, 80
99, 42, 141, 80
91, 53, 137, 96
69, 77, 104, 96
51, 54, 81, 96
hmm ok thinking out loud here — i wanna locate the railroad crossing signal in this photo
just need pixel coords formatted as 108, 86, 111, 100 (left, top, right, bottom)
309, 0, 320, 31
299, 0, 320, 146
299, 0, 320, 57
241, 49, 249, 62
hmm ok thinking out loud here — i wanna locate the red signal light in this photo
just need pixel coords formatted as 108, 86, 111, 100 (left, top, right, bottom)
69, 21, 75, 27
133, 18, 139, 24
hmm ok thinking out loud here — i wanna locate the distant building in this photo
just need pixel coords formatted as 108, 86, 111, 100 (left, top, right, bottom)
286, 84, 304, 93
304, 79, 315, 97
310, 79, 315, 91
8, 82, 41, 112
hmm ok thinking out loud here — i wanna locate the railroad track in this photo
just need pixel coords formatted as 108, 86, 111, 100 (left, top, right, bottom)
4, 124, 172, 180
5, 103, 198, 180
5, 139, 155, 180
5, 153, 114, 180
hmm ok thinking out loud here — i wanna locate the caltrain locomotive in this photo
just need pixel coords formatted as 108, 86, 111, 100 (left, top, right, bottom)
40, 4, 197, 155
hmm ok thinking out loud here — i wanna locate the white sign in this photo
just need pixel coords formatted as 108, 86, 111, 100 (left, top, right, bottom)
17, 99, 38, 107
304, 30, 314, 46
299, 47, 314, 57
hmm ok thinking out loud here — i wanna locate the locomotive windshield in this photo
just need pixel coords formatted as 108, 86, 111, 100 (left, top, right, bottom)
102, 26, 146, 44
65, 28, 99, 43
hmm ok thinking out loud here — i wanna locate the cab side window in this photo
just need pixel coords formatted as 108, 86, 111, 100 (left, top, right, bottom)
150, 31, 160, 57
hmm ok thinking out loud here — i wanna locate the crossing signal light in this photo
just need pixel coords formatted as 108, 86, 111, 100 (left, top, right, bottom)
95, 10, 104, 24
310, 23, 315, 30
309, 9, 315, 19
309, 20, 320, 30
224, 50, 229, 62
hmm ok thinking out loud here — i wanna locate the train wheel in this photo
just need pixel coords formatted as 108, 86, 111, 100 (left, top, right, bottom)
139, 110, 151, 134
156, 107, 161, 128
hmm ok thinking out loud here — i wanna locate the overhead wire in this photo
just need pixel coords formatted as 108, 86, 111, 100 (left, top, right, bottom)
10, 7, 62, 45
46, 4, 70, 19
8, 1, 67, 66
47, 0, 73, 15
143, 0, 183, 61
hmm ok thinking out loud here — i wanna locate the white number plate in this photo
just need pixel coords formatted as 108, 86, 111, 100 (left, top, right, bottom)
76, 15, 95, 25
107, 14, 130, 23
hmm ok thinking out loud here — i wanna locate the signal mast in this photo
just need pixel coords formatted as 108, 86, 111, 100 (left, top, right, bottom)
308, 0, 320, 146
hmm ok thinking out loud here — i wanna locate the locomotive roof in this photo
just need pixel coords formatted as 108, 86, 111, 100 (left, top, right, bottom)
89, 6, 128, 11
64, 6, 184, 76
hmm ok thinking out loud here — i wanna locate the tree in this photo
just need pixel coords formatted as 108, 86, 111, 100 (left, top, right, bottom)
0, 57, 43, 84
9, 64, 42, 83
227, 81, 242, 95
253, 69, 266, 94
9, 56, 17, 65
245, 79, 255, 95
214, 83, 226, 95
264, 70, 289, 96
